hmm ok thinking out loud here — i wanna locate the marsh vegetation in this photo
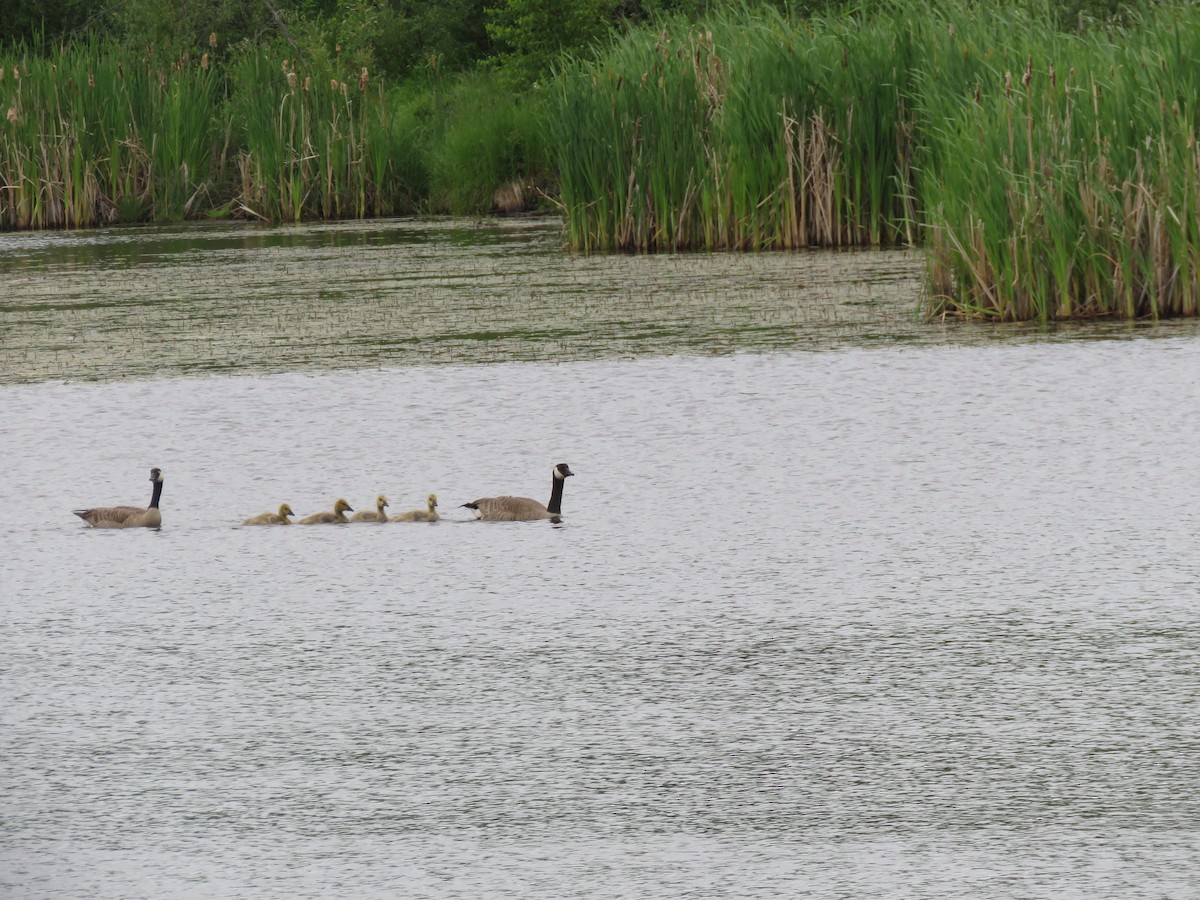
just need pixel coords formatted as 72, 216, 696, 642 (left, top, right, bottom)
3, 1, 1198, 320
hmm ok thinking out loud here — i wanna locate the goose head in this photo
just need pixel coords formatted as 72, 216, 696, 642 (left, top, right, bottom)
554, 463, 574, 479
334, 498, 353, 514
279, 503, 295, 519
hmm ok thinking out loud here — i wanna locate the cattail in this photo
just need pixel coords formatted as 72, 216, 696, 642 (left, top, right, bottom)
209, 32, 218, 49
335, 43, 342, 55
12, 67, 19, 81
1004, 70, 1012, 98
287, 71, 297, 89
88, 72, 95, 88
201, 52, 209, 70
1049, 64, 1056, 89
303, 76, 310, 93
358, 67, 368, 91
7, 107, 17, 124
118, 62, 124, 79
340, 81, 348, 96
1022, 57, 1032, 88
282, 59, 290, 73
330, 78, 339, 91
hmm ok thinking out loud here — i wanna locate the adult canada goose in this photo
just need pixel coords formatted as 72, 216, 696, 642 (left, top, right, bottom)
298, 498, 353, 524
463, 463, 573, 521
389, 493, 439, 522
243, 503, 295, 526
74, 467, 164, 529
350, 494, 389, 523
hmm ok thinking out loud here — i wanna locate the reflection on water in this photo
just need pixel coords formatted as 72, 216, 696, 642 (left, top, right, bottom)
3, 219, 1200, 898
5, 216, 1196, 385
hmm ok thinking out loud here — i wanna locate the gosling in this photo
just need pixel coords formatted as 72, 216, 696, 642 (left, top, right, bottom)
243, 503, 295, 526
389, 493, 439, 522
298, 498, 353, 524
350, 494, 390, 523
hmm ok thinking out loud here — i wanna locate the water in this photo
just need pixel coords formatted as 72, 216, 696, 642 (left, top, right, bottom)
3, 219, 1200, 898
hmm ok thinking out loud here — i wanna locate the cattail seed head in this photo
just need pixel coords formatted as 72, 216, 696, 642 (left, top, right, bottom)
287, 71, 297, 89
201, 52, 209, 70
358, 67, 368, 91
282, 59, 290, 73
88, 72, 95, 88
341, 82, 348, 96
331, 78, 339, 91
335, 43, 342, 55
1022, 57, 1032, 87
6, 107, 16, 124
12, 67, 19, 81
209, 32, 218, 48
1004, 70, 1012, 98
1049, 64, 1056, 89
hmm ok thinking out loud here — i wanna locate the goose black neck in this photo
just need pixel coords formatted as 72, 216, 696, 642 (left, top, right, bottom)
149, 479, 163, 509
547, 473, 566, 515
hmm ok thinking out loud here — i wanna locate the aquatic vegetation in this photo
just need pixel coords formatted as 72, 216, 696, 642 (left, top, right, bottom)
0, 41, 540, 227
556, 1, 1200, 319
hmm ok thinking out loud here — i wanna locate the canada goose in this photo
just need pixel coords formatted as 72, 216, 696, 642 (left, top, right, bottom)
350, 494, 389, 522
389, 493, 439, 522
243, 503, 295, 526
298, 498, 353, 524
74, 467, 164, 529
463, 463, 573, 521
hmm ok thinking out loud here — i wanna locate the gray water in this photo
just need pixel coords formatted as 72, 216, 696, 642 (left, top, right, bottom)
2, 219, 1200, 898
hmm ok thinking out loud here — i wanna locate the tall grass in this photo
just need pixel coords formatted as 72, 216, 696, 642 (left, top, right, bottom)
0, 40, 545, 229
552, 7, 920, 252
920, 3, 1200, 319
555, 1, 1200, 320
0, 39, 220, 228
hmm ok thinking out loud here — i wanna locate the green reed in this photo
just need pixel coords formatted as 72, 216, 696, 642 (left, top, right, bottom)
0, 39, 220, 228
921, 3, 1200, 319
554, 1, 1200, 320
552, 7, 921, 252
0, 39, 543, 229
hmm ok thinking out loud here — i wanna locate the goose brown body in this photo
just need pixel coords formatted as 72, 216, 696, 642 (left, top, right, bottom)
75, 468, 164, 529
299, 498, 353, 524
463, 464, 573, 522
390, 493, 439, 522
243, 503, 295, 526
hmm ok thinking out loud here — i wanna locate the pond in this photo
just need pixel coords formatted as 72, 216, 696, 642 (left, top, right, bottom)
2, 218, 1198, 898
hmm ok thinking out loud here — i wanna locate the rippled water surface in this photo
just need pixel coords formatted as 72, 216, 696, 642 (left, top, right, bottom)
3, 219, 1200, 898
